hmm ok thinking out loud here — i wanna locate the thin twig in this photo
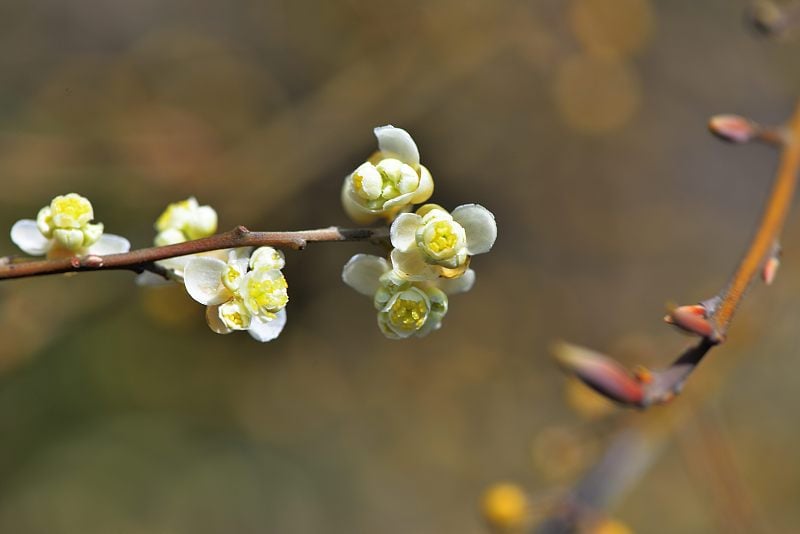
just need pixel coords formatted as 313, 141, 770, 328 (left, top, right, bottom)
644, 99, 800, 404
0, 226, 388, 280
557, 100, 800, 408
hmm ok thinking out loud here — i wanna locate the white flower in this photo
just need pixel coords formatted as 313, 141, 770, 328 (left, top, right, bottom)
183, 247, 289, 342
341, 125, 434, 223
137, 197, 220, 285
155, 197, 218, 244
10, 193, 130, 258
342, 253, 475, 339
390, 203, 497, 281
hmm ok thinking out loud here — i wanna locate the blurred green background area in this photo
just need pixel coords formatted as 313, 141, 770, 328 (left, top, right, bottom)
0, 0, 800, 532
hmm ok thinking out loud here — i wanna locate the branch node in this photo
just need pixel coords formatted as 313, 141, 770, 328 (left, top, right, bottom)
84, 255, 104, 268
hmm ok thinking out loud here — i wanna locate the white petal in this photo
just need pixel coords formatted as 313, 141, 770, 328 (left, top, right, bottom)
409, 165, 434, 205
206, 305, 233, 334
86, 234, 131, 255
382, 191, 415, 210
416, 311, 445, 337
390, 248, 438, 281
248, 309, 287, 342
341, 181, 379, 224
374, 125, 420, 167
52, 228, 85, 251
155, 228, 186, 247
157, 255, 191, 273
389, 213, 421, 251
342, 254, 389, 296
190, 205, 218, 235
10, 219, 50, 256
436, 269, 475, 294
183, 257, 229, 305
250, 246, 285, 271
451, 204, 497, 255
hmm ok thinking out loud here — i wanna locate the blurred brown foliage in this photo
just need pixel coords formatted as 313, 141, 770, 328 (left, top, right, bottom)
0, 0, 799, 532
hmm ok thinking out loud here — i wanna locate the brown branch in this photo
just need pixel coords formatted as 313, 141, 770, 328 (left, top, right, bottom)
557, 99, 800, 409
0, 226, 388, 280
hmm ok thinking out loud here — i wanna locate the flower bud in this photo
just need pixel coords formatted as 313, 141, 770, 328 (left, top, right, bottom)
664, 304, 716, 338
553, 341, 644, 406
708, 115, 757, 144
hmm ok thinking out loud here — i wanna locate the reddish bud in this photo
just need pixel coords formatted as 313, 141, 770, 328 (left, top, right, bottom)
553, 342, 644, 407
762, 256, 780, 285
664, 304, 716, 338
708, 115, 758, 144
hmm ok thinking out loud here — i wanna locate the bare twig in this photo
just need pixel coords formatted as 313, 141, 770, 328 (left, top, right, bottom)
0, 226, 388, 280
557, 100, 800, 408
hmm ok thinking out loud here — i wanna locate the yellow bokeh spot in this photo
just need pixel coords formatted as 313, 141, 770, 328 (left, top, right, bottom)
480, 483, 530, 531
554, 54, 641, 134
590, 518, 634, 534
569, 0, 654, 59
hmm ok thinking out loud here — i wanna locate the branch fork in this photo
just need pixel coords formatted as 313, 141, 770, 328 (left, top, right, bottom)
557, 101, 800, 409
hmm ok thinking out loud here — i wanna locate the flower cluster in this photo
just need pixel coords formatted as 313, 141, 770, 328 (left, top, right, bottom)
341, 126, 497, 339
341, 125, 434, 223
10, 193, 130, 258
140, 199, 289, 342
184, 247, 289, 342
6, 127, 495, 345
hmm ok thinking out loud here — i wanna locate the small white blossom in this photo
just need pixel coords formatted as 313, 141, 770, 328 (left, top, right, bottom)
10, 193, 130, 258
341, 126, 434, 223
183, 247, 289, 342
390, 203, 497, 281
342, 253, 475, 339
138, 197, 221, 285
155, 197, 218, 243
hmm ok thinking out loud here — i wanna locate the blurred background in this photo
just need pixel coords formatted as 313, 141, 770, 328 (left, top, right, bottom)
0, 0, 799, 532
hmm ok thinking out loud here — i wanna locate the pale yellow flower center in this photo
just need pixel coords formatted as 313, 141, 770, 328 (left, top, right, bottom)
352, 159, 419, 207
51, 194, 93, 229
422, 221, 459, 256
244, 274, 289, 314
224, 309, 247, 328
222, 265, 244, 291
389, 297, 428, 329
219, 300, 251, 330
